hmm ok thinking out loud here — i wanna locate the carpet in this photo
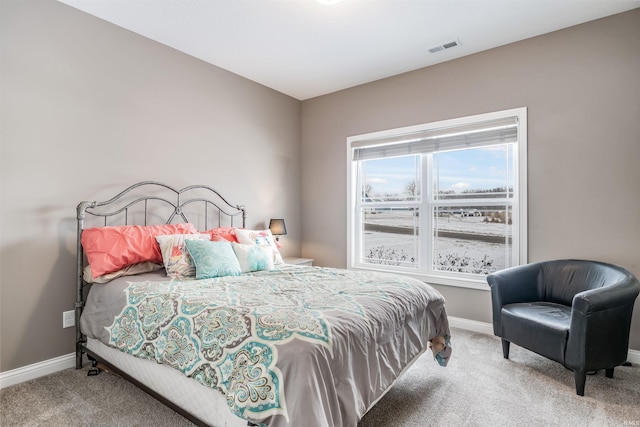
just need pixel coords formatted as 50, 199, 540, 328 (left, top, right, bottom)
2, 328, 639, 426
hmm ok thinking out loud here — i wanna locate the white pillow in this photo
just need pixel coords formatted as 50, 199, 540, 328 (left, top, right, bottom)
234, 228, 284, 266
155, 234, 209, 279
232, 243, 275, 273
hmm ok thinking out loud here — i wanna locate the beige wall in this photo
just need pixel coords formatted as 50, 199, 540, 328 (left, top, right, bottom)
300, 10, 640, 349
0, 0, 301, 372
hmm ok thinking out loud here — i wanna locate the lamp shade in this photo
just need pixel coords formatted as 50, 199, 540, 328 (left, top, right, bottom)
268, 218, 287, 236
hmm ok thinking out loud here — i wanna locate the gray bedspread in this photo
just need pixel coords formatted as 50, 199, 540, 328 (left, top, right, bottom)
80, 265, 450, 427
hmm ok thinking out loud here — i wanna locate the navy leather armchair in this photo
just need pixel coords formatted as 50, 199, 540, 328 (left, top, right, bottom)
487, 259, 640, 396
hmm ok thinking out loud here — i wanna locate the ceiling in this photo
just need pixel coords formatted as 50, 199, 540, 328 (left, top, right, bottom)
58, 0, 640, 101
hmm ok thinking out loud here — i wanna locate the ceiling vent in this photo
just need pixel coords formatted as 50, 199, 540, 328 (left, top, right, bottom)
429, 39, 461, 54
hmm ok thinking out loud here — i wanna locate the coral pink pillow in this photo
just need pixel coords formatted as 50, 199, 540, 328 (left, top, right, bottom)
81, 223, 197, 279
203, 227, 238, 243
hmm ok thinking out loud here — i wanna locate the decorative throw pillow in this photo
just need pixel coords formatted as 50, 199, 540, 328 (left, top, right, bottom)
232, 243, 275, 273
234, 228, 284, 266
155, 234, 209, 279
203, 227, 238, 242
81, 223, 198, 278
184, 240, 242, 279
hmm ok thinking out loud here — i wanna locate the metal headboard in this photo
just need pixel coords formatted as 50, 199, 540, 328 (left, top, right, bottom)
75, 181, 246, 368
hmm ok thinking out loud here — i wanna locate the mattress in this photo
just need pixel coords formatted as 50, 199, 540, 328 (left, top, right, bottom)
86, 337, 246, 427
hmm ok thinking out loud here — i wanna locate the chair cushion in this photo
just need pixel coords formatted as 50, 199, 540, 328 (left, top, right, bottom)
501, 302, 571, 364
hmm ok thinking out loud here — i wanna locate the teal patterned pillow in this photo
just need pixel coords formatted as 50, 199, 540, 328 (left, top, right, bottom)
184, 240, 242, 279
232, 243, 275, 273
155, 234, 208, 279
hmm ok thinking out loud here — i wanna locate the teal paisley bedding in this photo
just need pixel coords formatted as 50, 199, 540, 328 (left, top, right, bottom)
80, 265, 450, 427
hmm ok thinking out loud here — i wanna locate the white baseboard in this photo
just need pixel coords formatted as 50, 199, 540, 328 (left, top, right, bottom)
447, 316, 640, 365
448, 315, 494, 335
0, 353, 75, 389
1, 318, 639, 389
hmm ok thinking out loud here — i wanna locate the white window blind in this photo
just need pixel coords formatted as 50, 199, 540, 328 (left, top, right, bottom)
352, 116, 518, 161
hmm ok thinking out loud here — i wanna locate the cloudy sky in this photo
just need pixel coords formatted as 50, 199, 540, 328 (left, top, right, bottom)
362, 144, 512, 197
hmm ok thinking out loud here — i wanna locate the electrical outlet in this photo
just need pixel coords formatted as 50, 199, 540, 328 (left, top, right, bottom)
63, 310, 75, 329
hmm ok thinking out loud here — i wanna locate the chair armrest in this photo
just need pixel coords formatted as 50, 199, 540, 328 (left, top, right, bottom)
572, 277, 640, 315
487, 262, 543, 306
486, 262, 543, 336
566, 277, 640, 371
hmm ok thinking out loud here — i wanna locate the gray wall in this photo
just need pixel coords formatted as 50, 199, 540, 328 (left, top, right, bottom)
300, 10, 640, 349
1, 1, 639, 375
1, 0, 301, 372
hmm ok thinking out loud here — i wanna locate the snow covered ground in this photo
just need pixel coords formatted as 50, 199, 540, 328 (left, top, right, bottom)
364, 211, 508, 235
363, 211, 511, 274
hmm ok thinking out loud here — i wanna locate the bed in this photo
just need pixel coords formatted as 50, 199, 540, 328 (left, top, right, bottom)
75, 181, 451, 427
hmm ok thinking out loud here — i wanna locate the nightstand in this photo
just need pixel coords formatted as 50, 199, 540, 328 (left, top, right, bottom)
284, 257, 314, 266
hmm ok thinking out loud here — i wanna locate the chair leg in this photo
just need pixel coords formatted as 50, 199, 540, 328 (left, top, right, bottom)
501, 339, 510, 359
574, 370, 586, 396
605, 367, 614, 378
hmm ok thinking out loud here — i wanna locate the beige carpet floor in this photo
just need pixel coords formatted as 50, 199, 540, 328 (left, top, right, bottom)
2, 328, 639, 426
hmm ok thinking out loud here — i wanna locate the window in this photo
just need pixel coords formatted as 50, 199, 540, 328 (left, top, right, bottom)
347, 108, 527, 289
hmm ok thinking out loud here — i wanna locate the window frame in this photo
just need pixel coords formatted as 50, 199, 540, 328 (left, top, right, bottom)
347, 108, 527, 290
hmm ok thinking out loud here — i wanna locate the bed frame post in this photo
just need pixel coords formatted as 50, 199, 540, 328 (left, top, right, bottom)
75, 201, 92, 369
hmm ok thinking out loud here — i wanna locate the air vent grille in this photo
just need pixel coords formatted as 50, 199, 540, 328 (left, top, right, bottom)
429, 39, 461, 54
